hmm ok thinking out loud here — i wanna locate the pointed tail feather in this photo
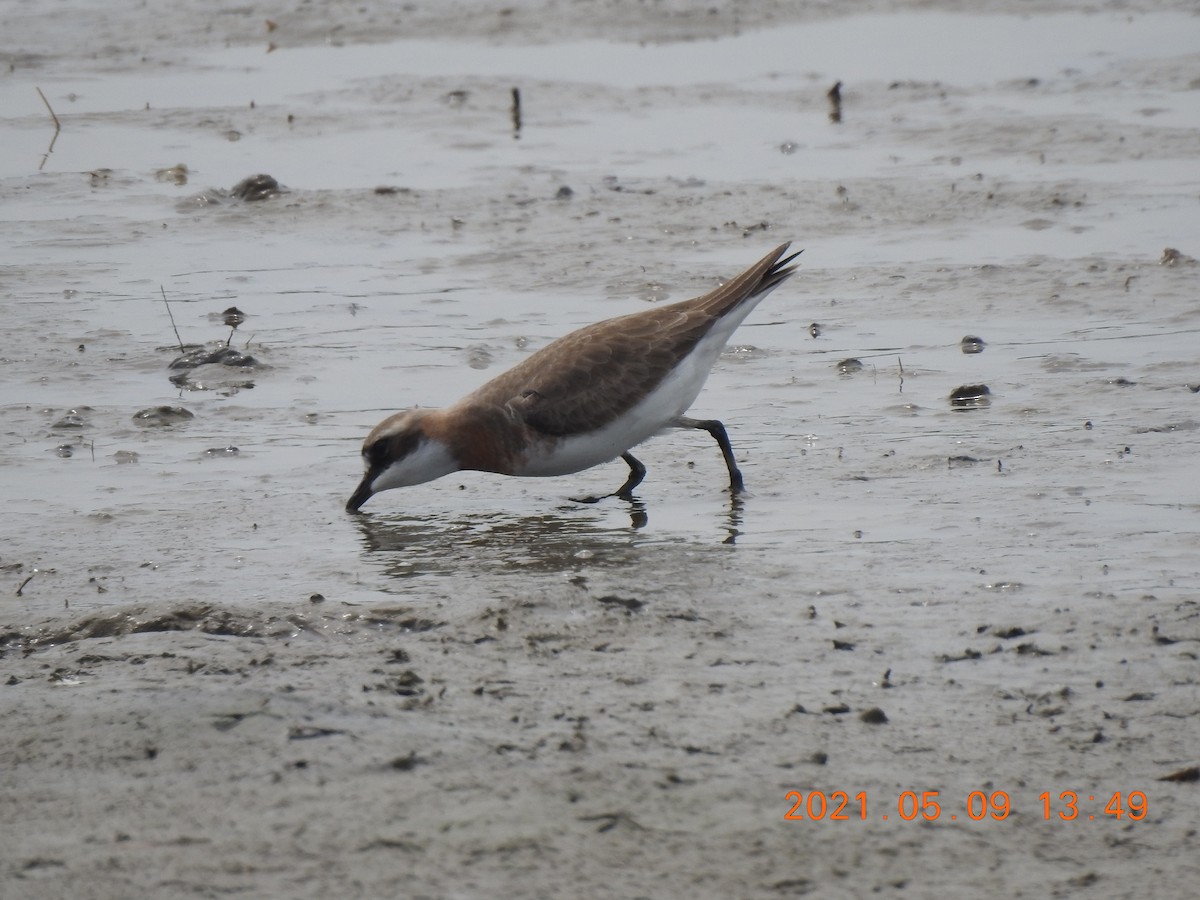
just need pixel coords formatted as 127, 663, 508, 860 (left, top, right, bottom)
697, 242, 803, 318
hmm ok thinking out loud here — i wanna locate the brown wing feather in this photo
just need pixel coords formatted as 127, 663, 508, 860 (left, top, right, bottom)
457, 243, 799, 437
493, 307, 714, 436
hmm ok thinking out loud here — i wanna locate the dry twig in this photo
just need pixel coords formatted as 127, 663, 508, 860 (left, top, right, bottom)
36, 87, 61, 171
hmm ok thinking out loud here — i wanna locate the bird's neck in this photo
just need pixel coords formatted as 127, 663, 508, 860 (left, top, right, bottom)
425, 403, 528, 475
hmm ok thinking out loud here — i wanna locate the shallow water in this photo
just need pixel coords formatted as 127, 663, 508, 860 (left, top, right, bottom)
3, 0, 1198, 647
2, 3, 1199, 897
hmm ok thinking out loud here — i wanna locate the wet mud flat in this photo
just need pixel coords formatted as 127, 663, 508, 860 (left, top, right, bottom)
3, 0, 1200, 897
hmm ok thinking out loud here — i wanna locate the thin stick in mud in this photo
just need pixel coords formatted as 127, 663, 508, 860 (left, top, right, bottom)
36, 86, 61, 171
160, 286, 185, 352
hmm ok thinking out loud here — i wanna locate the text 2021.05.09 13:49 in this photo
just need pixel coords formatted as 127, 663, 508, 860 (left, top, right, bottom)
783, 790, 1148, 822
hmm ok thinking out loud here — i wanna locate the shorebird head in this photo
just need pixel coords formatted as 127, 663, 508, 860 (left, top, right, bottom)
346, 409, 458, 511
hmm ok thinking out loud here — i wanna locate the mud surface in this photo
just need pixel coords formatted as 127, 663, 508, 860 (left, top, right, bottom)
2, 1, 1199, 897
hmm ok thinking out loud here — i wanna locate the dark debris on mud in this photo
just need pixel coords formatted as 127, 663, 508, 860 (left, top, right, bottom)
2, 602, 446, 655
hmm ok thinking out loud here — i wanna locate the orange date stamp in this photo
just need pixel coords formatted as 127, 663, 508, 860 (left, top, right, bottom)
783, 790, 1148, 822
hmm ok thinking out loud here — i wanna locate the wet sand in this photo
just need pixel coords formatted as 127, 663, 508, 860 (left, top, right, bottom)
2, 1, 1199, 897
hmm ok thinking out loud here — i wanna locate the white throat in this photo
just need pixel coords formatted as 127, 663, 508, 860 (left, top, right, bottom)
370, 438, 458, 491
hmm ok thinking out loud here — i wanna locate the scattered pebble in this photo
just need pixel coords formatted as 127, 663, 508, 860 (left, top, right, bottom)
132, 406, 194, 426
155, 164, 188, 185
827, 80, 843, 123
1160, 247, 1194, 266
1158, 766, 1200, 783
960, 335, 986, 354
950, 384, 991, 407
169, 345, 258, 370
947, 455, 981, 467
51, 410, 86, 429
597, 595, 644, 613
230, 174, 284, 201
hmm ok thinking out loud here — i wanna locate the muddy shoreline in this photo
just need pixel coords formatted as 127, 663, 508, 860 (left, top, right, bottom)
3, 1, 1200, 897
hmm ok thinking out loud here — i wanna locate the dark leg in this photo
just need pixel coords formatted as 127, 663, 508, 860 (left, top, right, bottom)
675, 416, 744, 494
572, 452, 647, 503
613, 452, 647, 499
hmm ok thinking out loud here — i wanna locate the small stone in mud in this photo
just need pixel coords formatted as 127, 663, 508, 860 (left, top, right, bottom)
948, 455, 981, 467
54, 444, 74, 458
597, 595, 644, 613
112, 450, 140, 464
950, 384, 991, 407
1159, 247, 1194, 266
169, 345, 259, 370
230, 174, 283, 201
827, 80, 843, 123
133, 406, 194, 426
836, 358, 864, 374
991, 626, 1028, 639
288, 726, 345, 741
809, 322, 822, 338
390, 751, 424, 772
1158, 766, 1200, 783
203, 446, 240, 458
155, 164, 188, 185
1015, 642, 1055, 656
859, 707, 888, 725
222, 307, 246, 328
555, 185, 574, 199
52, 410, 86, 429
960, 335, 986, 354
